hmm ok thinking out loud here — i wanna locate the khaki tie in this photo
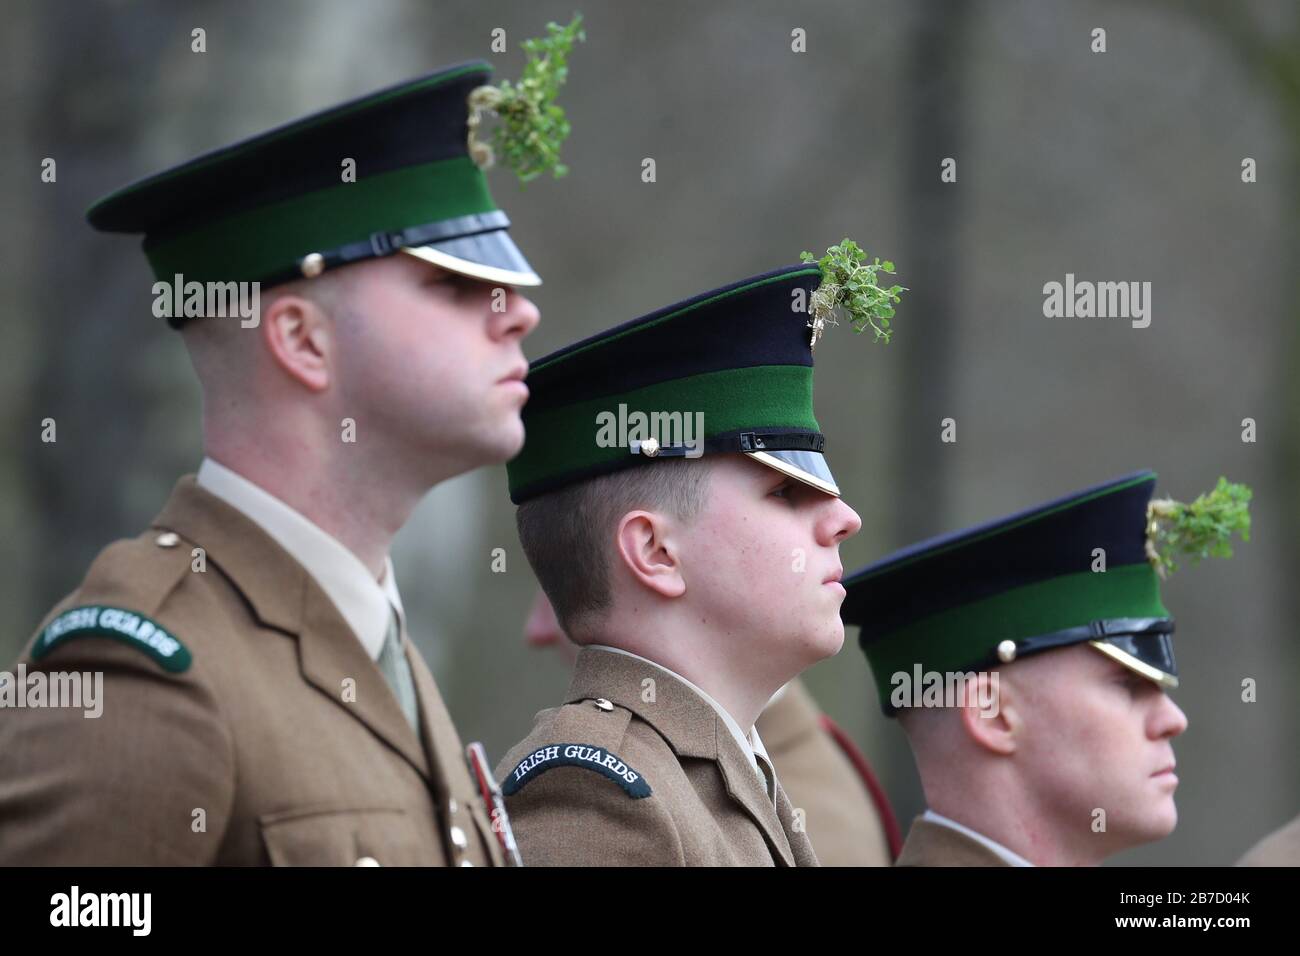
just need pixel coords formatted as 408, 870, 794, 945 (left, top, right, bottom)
377, 607, 420, 735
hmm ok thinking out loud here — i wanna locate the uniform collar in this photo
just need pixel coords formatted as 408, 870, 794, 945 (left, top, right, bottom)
196, 457, 401, 660
151, 474, 433, 782
585, 645, 769, 785
921, 809, 1035, 867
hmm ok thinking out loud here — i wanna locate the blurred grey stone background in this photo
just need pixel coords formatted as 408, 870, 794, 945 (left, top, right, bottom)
1, 0, 1294, 865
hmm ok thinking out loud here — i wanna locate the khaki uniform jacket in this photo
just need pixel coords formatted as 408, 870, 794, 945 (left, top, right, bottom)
757, 678, 893, 866
894, 816, 1012, 867
0, 477, 503, 867
1237, 814, 1300, 866
495, 647, 819, 866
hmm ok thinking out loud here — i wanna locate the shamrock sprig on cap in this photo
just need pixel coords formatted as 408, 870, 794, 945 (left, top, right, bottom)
1145, 476, 1253, 579
468, 14, 585, 182
800, 239, 907, 348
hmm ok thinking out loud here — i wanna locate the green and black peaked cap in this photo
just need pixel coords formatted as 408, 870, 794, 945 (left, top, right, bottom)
507, 265, 841, 504
843, 471, 1181, 714
87, 61, 540, 298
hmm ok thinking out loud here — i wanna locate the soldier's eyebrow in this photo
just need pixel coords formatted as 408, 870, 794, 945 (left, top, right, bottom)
422, 268, 490, 294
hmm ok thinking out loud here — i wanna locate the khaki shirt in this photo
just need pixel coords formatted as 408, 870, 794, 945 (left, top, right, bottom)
0, 476, 503, 866
496, 647, 819, 866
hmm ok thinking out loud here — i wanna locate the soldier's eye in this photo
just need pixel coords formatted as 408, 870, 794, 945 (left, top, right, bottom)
770, 480, 794, 501
1118, 673, 1146, 695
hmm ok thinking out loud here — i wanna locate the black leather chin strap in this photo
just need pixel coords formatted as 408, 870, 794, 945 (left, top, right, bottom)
306, 209, 513, 274
633, 430, 826, 458
1000, 616, 1175, 661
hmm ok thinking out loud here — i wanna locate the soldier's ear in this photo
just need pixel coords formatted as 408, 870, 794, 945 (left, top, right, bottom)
613, 510, 686, 600
261, 292, 333, 393
959, 671, 1018, 757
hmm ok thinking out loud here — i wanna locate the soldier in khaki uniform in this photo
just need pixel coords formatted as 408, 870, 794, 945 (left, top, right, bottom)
499, 648, 818, 865
841, 471, 1249, 866
522, 589, 900, 864
0, 56, 570, 865
496, 265, 865, 866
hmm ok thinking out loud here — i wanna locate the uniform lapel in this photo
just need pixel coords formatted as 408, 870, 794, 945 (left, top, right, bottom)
712, 731, 797, 867
297, 588, 431, 779
566, 647, 796, 867
151, 476, 431, 783
406, 641, 459, 808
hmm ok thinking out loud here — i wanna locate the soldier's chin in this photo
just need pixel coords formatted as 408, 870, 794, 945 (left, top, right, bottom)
490, 415, 528, 464
803, 618, 845, 662
1152, 799, 1179, 838
1130, 800, 1179, 844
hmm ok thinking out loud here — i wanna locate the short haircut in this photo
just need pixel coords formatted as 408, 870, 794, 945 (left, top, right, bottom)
178, 268, 355, 384
516, 459, 712, 639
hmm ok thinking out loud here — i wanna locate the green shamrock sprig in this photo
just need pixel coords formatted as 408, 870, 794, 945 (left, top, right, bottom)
1146, 477, 1253, 579
800, 239, 906, 345
467, 14, 585, 182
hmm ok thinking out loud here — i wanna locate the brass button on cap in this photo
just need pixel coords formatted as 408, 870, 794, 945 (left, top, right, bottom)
155, 531, 180, 548
593, 698, 614, 712
300, 252, 325, 278
354, 856, 381, 867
